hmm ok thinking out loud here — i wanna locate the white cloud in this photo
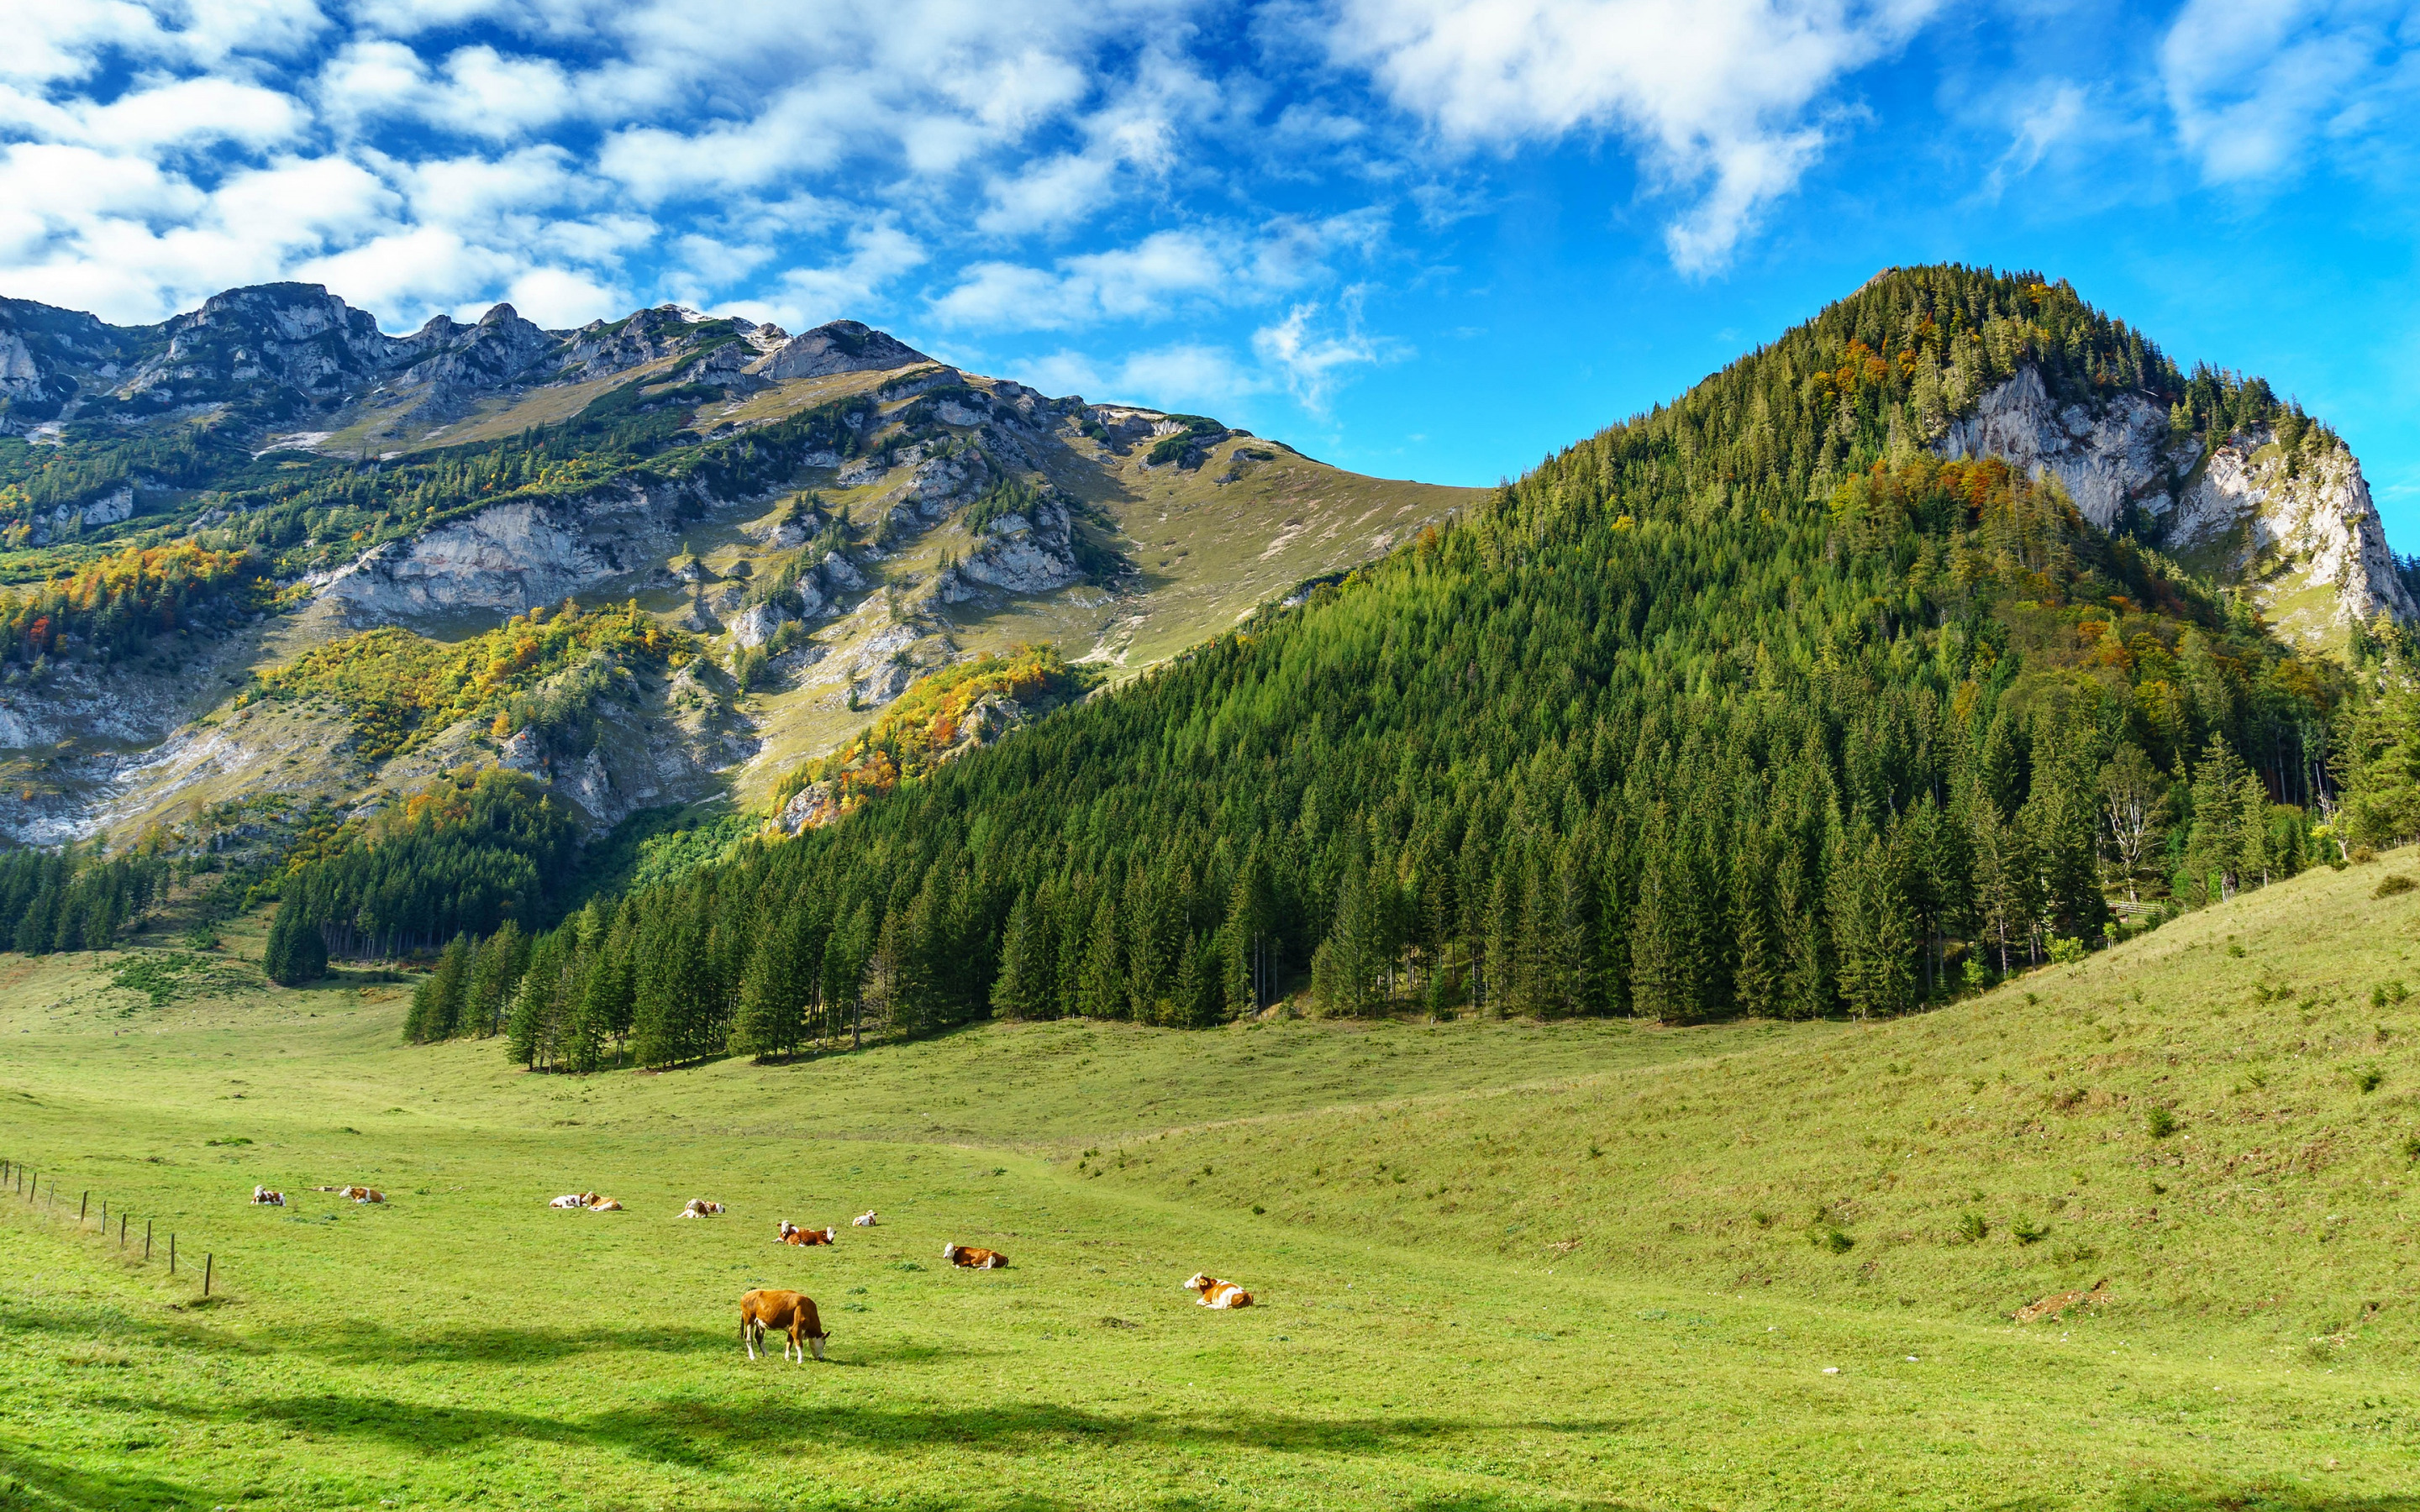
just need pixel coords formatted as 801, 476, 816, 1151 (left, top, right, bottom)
1008, 349, 1107, 397
293, 224, 516, 312
761, 223, 929, 325
929, 218, 1380, 331
1323, 0, 1939, 272
2160, 0, 2414, 185
1980, 81, 2090, 199
976, 152, 1122, 238
1112, 342, 1265, 411
318, 39, 576, 141
0, 77, 307, 154
504, 265, 625, 328
1252, 298, 1389, 412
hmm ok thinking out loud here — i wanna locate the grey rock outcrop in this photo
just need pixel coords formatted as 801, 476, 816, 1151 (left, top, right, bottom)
1943, 368, 2173, 531
957, 496, 1086, 596
318, 491, 650, 618
750, 320, 932, 381
731, 599, 793, 648
1941, 366, 2415, 643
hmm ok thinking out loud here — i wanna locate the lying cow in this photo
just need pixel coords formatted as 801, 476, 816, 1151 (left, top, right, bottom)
317, 1185, 385, 1204
777, 1221, 836, 1246
679, 1199, 725, 1219
250, 1186, 285, 1207
589, 1197, 623, 1211
739, 1288, 827, 1362
550, 1193, 597, 1210
852, 1211, 878, 1227
1186, 1273, 1254, 1309
943, 1242, 1007, 1269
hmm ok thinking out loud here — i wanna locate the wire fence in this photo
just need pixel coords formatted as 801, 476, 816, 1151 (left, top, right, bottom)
3, 1155, 220, 1299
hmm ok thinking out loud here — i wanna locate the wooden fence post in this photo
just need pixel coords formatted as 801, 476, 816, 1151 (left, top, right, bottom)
119, 1214, 127, 1249
203, 1254, 213, 1298
145, 1219, 152, 1260
169, 1233, 176, 1276
79, 1191, 87, 1222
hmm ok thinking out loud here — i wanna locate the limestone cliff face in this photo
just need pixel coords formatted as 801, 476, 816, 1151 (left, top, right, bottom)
315, 492, 655, 618
1941, 367, 2413, 646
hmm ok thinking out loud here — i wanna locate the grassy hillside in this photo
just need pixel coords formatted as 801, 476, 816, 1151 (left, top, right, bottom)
4, 864, 2420, 1508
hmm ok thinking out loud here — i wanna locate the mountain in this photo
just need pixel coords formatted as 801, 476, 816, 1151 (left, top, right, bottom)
424, 264, 2420, 1068
3, 265, 2420, 1026
0, 285, 1478, 853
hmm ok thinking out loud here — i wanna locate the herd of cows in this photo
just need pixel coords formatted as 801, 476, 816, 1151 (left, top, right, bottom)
241, 1182, 1255, 1363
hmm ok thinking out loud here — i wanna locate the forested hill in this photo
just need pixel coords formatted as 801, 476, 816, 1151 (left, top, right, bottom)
418, 265, 2420, 1068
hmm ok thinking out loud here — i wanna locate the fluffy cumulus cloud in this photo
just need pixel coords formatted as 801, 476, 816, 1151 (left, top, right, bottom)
1320, 0, 1941, 273
10, 0, 2412, 433
0, 0, 1199, 329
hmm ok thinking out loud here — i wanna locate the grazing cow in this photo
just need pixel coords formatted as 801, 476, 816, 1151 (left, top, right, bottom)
739, 1289, 827, 1362
1185, 1273, 1254, 1309
250, 1186, 285, 1207
943, 1242, 1007, 1269
550, 1193, 595, 1210
852, 1211, 878, 1227
588, 1197, 623, 1212
778, 1221, 835, 1246
679, 1199, 725, 1218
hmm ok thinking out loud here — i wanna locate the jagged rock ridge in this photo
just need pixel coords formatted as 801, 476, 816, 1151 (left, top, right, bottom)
1941, 366, 2414, 644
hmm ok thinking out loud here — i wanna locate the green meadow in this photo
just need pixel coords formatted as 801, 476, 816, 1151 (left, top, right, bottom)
5, 858, 2420, 1509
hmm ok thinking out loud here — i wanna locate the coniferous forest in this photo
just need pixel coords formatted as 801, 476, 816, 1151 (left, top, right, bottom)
376, 265, 2403, 1069
22, 265, 2415, 1069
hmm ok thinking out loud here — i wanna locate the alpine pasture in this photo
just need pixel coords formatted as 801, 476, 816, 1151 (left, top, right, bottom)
4, 859, 2420, 1509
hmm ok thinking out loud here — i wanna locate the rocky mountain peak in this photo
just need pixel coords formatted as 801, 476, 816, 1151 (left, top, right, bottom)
752, 320, 933, 382
1942, 365, 2414, 646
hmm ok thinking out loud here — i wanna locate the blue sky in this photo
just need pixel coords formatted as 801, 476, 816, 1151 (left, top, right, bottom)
8, 2, 2420, 539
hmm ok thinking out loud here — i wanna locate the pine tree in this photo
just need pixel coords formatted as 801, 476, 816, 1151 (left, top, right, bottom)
1831, 832, 1916, 1019
991, 892, 1050, 1020
1077, 895, 1124, 1020
1727, 830, 1778, 1017
1628, 828, 1705, 1022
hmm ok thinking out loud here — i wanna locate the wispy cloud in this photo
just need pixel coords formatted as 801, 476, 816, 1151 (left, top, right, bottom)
2160, 0, 2418, 186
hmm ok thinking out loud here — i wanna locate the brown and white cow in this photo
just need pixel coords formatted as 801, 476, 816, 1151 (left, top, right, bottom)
250, 1186, 285, 1207
1185, 1273, 1253, 1309
679, 1199, 725, 1219
588, 1196, 623, 1211
778, 1221, 835, 1246
317, 1185, 384, 1203
852, 1210, 878, 1227
943, 1242, 1007, 1269
550, 1193, 595, 1210
739, 1289, 828, 1362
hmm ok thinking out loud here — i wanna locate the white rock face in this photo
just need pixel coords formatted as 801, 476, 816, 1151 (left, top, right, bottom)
498, 727, 544, 772
730, 599, 792, 648
2173, 435, 2418, 639
52, 485, 134, 528
1942, 367, 2174, 532
0, 332, 42, 396
751, 320, 932, 381
318, 500, 620, 617
957, 499, 1086, 596
1940, 367, 2414, 642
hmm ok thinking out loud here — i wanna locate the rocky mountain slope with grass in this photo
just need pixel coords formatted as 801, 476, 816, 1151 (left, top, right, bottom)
0, 283, 1477, 858
0, 266, 2411, 907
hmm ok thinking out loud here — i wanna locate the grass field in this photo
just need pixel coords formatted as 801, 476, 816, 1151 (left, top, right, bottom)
4, 862, 2420, 1508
